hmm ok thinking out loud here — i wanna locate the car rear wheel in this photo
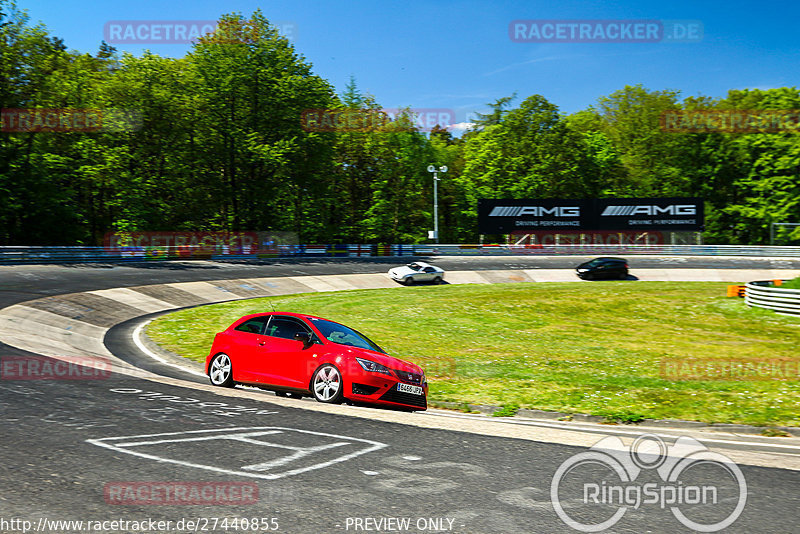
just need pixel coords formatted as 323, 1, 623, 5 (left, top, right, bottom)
311, 364, 344, 404
209, 353, 234, 388
432, 276, 442, 284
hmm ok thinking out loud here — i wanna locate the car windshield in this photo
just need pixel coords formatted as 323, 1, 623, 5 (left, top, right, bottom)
407, 263, 423, 271
309, 318, 385, 353
586, 258, 620, 267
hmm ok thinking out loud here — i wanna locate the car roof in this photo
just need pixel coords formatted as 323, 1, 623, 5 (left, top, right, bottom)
236, 311, 328, 323
592, 257, 627, 262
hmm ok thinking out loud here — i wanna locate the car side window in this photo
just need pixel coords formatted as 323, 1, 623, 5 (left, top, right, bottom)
266, 316, 315, 341
234, 317, 269, 335
423, 267, 435, 273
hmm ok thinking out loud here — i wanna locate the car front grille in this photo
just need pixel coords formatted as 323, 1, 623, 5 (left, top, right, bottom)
379, 388, 427, 408
392, 369, 423, 384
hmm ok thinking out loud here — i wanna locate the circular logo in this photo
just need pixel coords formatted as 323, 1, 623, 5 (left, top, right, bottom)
551, 434, 747, 532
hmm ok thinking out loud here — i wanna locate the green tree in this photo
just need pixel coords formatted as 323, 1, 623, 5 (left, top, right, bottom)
188, 10, 337, 239
595, 84, 685, 195
717, 88, 800, 243
458, 94, 607, 238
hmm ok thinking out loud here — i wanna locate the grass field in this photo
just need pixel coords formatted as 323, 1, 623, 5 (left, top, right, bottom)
146, 282, 800, 427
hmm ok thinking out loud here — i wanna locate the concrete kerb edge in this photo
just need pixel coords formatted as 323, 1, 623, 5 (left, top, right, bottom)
429, 401, 800, 437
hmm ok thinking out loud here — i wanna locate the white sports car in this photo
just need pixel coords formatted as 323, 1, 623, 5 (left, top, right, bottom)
388, 262, 445, 285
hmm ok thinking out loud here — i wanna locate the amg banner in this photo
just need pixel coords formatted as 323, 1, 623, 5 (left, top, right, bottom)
478, 197, 704, 233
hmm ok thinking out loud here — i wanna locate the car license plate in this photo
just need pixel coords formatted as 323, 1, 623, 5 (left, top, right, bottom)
397, 383, 423, 396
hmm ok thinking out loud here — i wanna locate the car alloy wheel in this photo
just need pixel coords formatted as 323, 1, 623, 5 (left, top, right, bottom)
312, 364, 344, 403
432, 276, 442, 284
209, 353, 234, 387
403, 277, 414, 285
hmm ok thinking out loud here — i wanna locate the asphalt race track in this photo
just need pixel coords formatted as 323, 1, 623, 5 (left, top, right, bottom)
2, 256, 800, 534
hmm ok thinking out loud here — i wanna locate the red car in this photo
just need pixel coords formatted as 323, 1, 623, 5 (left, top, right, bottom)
205, 312, 427, 411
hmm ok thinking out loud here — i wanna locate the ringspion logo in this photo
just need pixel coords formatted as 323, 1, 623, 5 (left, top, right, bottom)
551, 434, 746, 532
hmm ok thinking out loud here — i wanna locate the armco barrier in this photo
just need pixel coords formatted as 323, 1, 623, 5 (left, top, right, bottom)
2, 243, 800, 265
0, 246, 121, 264
430, 244, 800, 257
745, 281, 800, 316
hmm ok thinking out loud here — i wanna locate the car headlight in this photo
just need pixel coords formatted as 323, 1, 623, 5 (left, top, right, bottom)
356, 357, 392, 375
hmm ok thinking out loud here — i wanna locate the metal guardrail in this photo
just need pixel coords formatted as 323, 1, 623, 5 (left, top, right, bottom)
0, 244, 416, 264
0, 246, 121, 265
427, 244, 800, 257
745, 281, 800, 316
2, 243, 800, 265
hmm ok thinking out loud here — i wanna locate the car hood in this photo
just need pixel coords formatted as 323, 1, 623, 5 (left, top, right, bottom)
388, 266, 416, 276
343, 346, 423, 374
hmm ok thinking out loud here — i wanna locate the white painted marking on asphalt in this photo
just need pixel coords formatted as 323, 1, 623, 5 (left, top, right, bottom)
402, 455, 422, 461
242, 441, 349, 472
132, 320, 206, 377
361, 470, 380, 476
87, 426, 387, 480
114, 430, 285, 447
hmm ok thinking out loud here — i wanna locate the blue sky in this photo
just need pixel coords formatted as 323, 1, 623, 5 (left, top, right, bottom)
18, 0, 800, 132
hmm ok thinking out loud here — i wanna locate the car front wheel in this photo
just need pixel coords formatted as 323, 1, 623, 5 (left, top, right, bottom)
209, 353, 234, 387
403, 277, 414, 285
311, 364, 344, 404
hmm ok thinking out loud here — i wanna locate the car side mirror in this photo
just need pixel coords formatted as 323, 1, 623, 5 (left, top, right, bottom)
294, 331, 313, 348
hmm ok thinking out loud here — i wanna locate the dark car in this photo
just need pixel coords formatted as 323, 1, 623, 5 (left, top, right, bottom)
206, 312, 427, 411
576, 257, 629, 280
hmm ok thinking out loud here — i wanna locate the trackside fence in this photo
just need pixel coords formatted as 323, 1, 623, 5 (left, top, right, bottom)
2, 243, 800, 265
745, 281, 800, 316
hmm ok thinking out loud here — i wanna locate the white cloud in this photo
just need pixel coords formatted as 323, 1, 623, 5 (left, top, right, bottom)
449, 121, 477, 135
483, 55, 565, 76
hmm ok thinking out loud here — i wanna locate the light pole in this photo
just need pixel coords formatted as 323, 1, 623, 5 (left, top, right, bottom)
427, 165, 447, 243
